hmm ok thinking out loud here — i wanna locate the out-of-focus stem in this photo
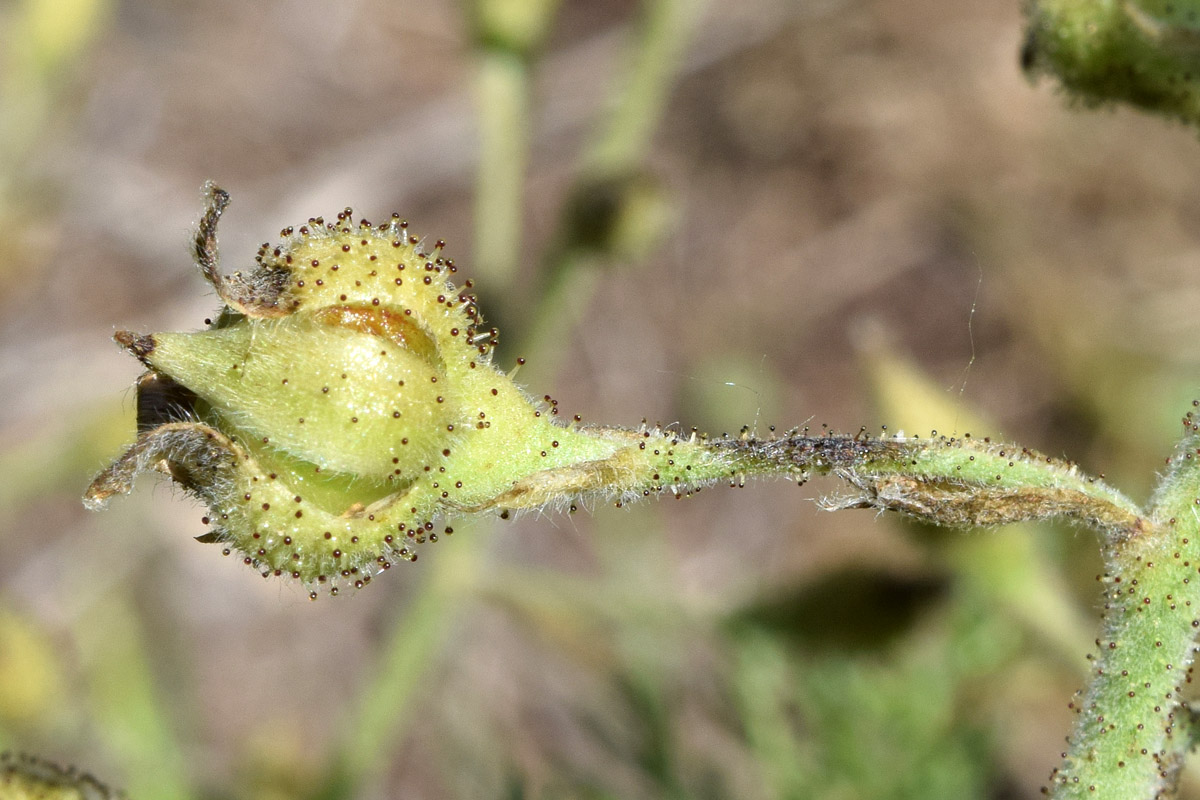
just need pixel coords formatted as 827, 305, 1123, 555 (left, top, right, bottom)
473, 49, 530, 288
512, 0, 707, 384
584, 0, 705, 176
320, 522, 485, 798
76, 591, 191, 800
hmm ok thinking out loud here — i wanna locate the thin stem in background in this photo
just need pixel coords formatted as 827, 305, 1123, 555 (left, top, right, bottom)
472, 49, 531, 289
512, 0, 707, 385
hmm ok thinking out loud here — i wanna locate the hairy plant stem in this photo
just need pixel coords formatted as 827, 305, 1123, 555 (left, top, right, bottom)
85, 173, 1200, 797
1048, 519, 1196, 799
699, 422, 1200, 800
1047, 412, 1200, 798
1016, 1, 1200, 780
555, 427, 1143, 538
589, 425, 1200, 799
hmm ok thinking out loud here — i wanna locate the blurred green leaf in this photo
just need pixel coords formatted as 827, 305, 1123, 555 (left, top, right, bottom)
729, 567, 948, 654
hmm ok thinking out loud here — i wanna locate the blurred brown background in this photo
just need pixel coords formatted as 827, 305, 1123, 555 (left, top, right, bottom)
5, 0, 1200, 797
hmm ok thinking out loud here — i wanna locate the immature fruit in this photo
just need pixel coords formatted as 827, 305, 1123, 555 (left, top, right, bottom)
85, 184, 729, 595
86, 185, 1154, 596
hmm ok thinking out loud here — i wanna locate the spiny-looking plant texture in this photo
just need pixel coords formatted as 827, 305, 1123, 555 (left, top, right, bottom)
85, 184, 1200, 798
85, 183, 757, 595
85, 184, 1145, 598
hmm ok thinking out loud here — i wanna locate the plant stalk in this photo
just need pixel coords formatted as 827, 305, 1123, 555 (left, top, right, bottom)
1049, 410, 1200, 798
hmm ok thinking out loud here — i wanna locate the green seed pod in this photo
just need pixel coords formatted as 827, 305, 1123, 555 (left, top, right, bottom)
85, 185, 1150, 597
86, 184, 673, 594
